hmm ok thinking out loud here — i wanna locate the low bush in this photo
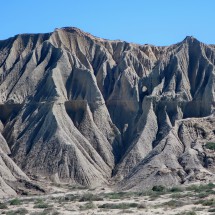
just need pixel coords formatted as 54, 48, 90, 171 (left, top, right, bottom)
34, 199, 52, 209
104, 192, 127, 199
9, 198, 21, 206
205, 142, 215, 150
169, 187, 183, 193
152, 185, 165, 192
64, 194, 79, 201
68, 185, 87, 190
176, 211, 197, 215
34, 203, 51, 209
79, 193, 103, 202
0, 202, 8, 209
186, 183, 215, 193
208, 208, 215, 212
98, 202, 138, 209
195, 198, 215, 206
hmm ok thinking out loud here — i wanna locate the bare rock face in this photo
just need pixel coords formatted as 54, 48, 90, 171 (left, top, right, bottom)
0, 133, 44, 197
0, 28, 215, 195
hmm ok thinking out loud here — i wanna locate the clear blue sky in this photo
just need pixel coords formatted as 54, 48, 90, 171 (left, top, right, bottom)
1, 0, 215, 46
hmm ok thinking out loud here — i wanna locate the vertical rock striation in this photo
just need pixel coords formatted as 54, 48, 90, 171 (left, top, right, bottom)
0, 28, 215, 195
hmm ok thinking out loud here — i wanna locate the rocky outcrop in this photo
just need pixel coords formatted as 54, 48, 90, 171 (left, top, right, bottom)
119, 115, 215, 190
0, 133, 20, 197
0, 28, 215, 195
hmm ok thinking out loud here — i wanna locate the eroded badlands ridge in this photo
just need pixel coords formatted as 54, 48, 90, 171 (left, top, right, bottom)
0, 27, 215, 196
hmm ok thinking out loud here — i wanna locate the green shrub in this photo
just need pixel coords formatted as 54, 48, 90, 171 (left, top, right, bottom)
68, 185, 87, 190
64, 194, 79, 201
34, 199, 51, 209
34, 203, 51, 209
176, 211, 197, 215
196, 192, 208, 198
206, 183, 215, 188
0, 202, 8, 209
152, 185, 165, 192
195, 198, 215, 206
186, 183, 215, 193
79, 193, 103, 202
202, 199, 215, 206
170, 187, 183, 192
98, 203, 138, 209
208, 208, 215, 212
185, 212, 197, 215
148, 187, 167, 200
195, 189, 215, 199
128, 203, 138, 207
34, 199, 44, 204
9, 198, 21, 206
205, 142, 215, 150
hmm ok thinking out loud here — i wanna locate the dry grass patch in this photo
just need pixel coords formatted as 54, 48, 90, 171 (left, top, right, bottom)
161, 200, 185, 208
5, 208, 28, 215
79, 193, 103, 202
195, 198, 215, 206
79, 201, 96, 210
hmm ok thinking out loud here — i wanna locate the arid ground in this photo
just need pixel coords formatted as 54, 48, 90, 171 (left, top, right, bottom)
1, 182, 215, 215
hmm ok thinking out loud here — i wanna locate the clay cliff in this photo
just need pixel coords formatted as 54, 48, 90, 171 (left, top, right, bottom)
0, 27, 215, 196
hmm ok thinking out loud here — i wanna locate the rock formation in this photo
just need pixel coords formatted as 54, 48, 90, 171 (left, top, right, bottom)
0, 133, 44, 197
0, 28, 215, 196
